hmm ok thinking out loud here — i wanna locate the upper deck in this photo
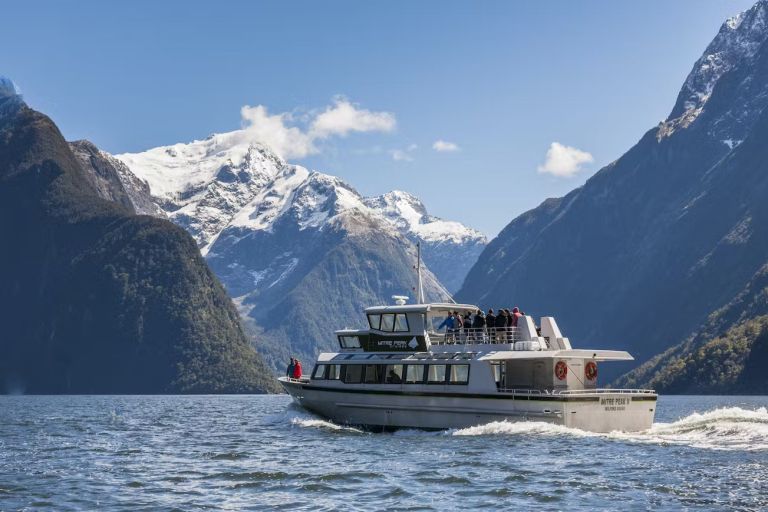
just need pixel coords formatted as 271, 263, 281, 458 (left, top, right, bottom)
332, 299, 632, 362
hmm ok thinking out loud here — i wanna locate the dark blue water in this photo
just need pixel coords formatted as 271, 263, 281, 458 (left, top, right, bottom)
1, 395, 767, 511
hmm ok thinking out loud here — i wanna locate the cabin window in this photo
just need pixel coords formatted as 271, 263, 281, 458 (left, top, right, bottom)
405, 364, 426, 384
367, 314, 381, 330
364, 364, 382, 384
339, 335, 361, 349
448, 364, 470, 384
327, 364, 341, 380
381, 314, 396, 331
384, 364, 404, 384
343, 365, 363, 384
427, 364, 447, 384
394, 314, 409, 332
312, 364, 327, 380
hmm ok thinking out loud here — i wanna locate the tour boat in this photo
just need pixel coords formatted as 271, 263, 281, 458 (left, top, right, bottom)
279, 249, 657, 433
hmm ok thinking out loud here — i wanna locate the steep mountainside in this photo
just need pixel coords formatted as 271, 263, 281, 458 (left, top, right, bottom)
115, 135, 482, 367
457, 0, 768, 387
617, 264, 768, 394
0, 80, 278, 394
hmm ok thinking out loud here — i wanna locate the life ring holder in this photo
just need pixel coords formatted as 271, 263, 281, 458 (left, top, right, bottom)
585, 361, 598, 381
554, 360, 568, 380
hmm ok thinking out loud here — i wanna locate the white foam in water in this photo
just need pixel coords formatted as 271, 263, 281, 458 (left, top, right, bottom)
451, 421, 596, 438
451, 407, 768, 451
289, 414, 366, 434
612, 406, 768, 451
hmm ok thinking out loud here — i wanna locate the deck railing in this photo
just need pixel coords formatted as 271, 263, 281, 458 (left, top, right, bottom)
497, 388, 656, 396
554, 388, 656, 395
283, 376, 310, 384
429, 327, 523, 345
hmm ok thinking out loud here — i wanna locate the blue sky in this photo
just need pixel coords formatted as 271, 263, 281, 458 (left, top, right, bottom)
0, 0, 756, 236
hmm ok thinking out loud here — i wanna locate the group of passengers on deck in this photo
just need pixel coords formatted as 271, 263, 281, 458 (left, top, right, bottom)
438, 307, 525, 343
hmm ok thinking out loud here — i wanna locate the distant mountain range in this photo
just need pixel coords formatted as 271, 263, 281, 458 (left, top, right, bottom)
111, 134, 485, 368
458, 0, 768, 393
0, 79, 278, 394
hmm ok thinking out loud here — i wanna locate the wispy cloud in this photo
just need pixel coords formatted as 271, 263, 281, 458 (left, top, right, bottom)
390, 144, 418, 162
537, 142, 593, 177
237, 98, 396, 160
432, 139, 460, 152
390, 149, 413, 162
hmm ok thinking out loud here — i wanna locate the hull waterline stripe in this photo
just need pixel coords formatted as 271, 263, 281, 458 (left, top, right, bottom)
334, 401, 563, 417
281, 382, 656, 402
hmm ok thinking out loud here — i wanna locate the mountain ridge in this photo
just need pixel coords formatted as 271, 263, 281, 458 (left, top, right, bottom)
0, 81, 278, 394
457, 0, 768, 390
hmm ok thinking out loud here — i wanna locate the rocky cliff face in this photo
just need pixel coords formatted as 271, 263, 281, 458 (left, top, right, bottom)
0, 80, 278, 394
458, 0, 768, 388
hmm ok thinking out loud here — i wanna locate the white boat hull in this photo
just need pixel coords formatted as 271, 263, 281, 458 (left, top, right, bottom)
280, 378, 656, 433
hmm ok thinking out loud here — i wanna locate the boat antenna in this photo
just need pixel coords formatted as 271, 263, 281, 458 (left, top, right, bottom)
416, 242, 425, 304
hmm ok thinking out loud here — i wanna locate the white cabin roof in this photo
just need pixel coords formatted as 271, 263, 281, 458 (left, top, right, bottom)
364, 303, 478, 314
478, 349, 634, 362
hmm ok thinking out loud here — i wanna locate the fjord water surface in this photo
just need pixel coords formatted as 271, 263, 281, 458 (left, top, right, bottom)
1, 395, 766, 511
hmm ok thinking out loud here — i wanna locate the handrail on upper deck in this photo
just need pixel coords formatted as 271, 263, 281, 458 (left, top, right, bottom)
429, 327, 525, 345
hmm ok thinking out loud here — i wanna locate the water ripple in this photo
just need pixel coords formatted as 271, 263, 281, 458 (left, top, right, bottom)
1, 395, 767, 511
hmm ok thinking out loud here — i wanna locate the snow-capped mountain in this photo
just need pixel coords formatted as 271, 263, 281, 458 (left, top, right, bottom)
365, 191, 487, 292
113, 133, 484, 368
117, 136, 282, 252
659, 0, 768, 143
114, 135, 485, 292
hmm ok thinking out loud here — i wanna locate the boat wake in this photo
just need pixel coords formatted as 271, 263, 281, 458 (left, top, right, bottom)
613, 406, 768, 451
452, 407, 768, 451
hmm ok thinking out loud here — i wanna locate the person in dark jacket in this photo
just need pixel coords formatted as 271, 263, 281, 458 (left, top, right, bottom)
463, 312, 473, 342
286, 357, 295, 377
486, 309, 496, 342
496, 309, 509, 342
472, 310, 485, 342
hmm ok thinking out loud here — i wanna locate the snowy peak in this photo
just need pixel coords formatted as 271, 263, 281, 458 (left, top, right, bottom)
366, 190, 487, 245
116, 133, 284, 201
117, 135, 287, 249
660, 0, 768, 139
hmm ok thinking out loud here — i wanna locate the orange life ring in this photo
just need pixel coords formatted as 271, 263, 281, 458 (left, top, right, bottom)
585, 361, 598, 381
554, 360, 568, 380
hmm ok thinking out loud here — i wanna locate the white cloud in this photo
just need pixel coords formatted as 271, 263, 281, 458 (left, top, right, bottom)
432, 139, 460, 152
310, 98, 396, 139
239, 105, 316, 159
389, 143, 418, 162
236, 98, 396, 160
537, 142, 593, 177
390, 149, 414, 162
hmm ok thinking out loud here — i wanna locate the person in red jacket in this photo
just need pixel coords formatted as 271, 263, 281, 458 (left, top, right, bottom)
292, 359, 303, 379
510, 307, 523, 327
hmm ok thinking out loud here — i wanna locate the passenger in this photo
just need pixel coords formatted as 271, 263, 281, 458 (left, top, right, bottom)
510, 306, 523, 328
486, 309, 496, 342
463, 312, 473, 341
438, 312, 454, 341
495, 309, 509, 342
453, 312, 463, 343
388, 369, 403, 384
292, 359, 303, 379
472, 309, 486, 342
286, 357, 295, 378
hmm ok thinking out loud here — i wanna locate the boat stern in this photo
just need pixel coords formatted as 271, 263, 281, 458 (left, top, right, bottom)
561, 390, 657, 432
